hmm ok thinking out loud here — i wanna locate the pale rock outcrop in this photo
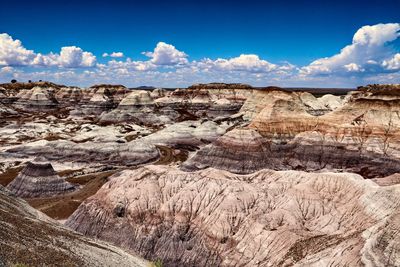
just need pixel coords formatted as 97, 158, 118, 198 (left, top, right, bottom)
3, 138, 160, 166
239, 89, 295, 120
318, 94, 344, 110
0, 102, 17, 116
67, 165, 400, 267
150, 88, 167, 98
100, 90, 171, 125
241, 89, 344, 121
141, 120, 231, 148
71, 123, 151, 143
13, 86, 58, 111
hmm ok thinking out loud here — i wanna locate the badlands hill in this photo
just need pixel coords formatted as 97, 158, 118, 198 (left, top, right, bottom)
67, 165, 400, 266
0, 185, 148, 266
0, 82, 400, 266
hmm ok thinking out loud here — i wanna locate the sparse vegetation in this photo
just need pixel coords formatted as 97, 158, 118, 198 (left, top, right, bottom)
188, 82, 253, 90
357, 84, 400, 96
149, 259, 163, 267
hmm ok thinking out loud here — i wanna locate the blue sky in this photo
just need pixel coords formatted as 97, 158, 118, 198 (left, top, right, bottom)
0, 0, 399, 87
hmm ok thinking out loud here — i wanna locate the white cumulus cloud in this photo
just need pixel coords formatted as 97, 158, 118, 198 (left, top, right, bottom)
103, 52, 124, 58
0, 33, 36, 66
344, 63, 364, 72
143, 42, 188, 65
0, 33, 96, 68
1, 23, 400, 87
382, 53, 400, 70
57, 46, 96, 67
301, 23, 400, 76
201, 54, 277, 73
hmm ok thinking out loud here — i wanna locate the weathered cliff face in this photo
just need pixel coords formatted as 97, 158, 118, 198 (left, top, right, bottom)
215, 87, 400, 176
0, 185, 148, 267
6, 158, 78, 198
182, 87, 400, 176
66, 165, 400, 267
182, 127, 400, 177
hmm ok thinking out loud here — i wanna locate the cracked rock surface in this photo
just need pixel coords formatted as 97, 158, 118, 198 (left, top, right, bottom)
67, 165, 400, 266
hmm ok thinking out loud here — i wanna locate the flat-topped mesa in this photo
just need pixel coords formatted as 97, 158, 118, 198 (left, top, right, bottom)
70, 87, 123, 117
188, 83, 259, 103
182, 128, 271, 174
13, 86, 59, 111
118, 90, 154, 107
154, 88, 244, 120
356, 84, 400, 95
0, 81, 63, 92
66, 165, 400, 267
89, 84, 129, 103
188, 82, 253, 90
247, 84, 400, 142
89, 84, 127, 90
99, 90, 172, 125
6, 157, 78, 198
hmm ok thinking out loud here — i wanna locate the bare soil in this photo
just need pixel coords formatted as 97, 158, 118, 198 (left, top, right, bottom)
27, 170, 116, 220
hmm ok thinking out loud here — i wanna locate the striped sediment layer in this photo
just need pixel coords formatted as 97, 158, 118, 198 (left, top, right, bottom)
182, 126, 400, 177
66, 165, 400, 266
6, 160, 78, 198
182, 128, 271, 174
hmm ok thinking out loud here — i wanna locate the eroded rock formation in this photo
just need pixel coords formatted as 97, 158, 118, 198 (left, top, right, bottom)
67, 165, 400, 267
182, 128, 271, 174
13, 86, 59, 111
0, 184, 147, 266
6, 157, 78, 197
1, 82, 400, 266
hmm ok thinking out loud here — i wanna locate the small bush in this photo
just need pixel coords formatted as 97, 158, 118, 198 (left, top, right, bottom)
149, 259, 163, 267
